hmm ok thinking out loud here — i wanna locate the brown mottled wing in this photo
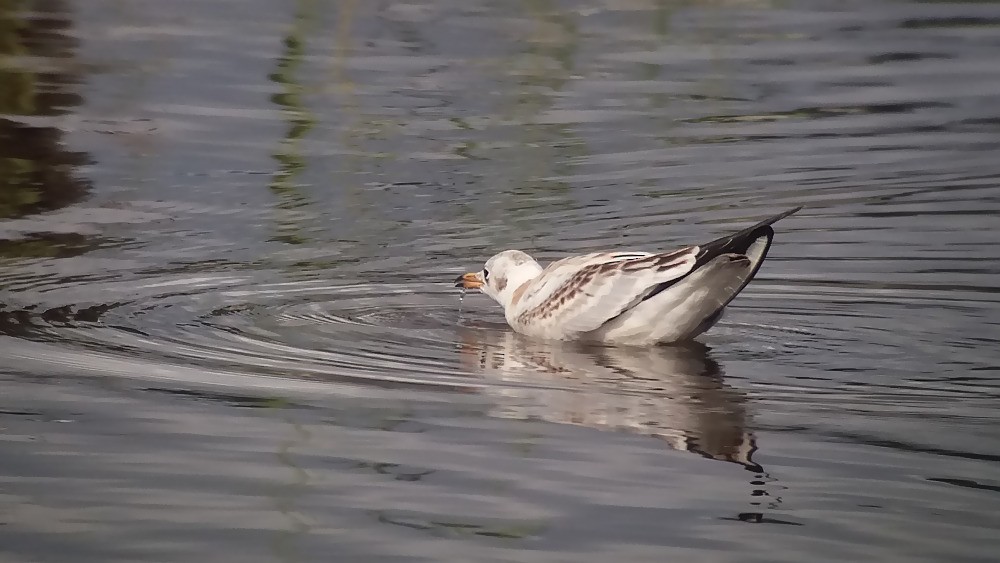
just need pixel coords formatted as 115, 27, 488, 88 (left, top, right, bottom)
511, 248, 698, 337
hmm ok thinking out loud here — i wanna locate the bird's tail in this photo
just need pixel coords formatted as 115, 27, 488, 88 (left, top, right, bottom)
695, 206, 802, 267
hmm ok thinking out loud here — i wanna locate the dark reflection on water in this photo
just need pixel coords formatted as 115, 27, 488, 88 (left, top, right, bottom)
459, 333, 760, 471
3, 0, 1000, 561
0, 0, 90, 260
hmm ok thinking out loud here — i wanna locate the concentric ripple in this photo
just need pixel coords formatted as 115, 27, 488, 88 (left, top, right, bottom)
0, 274, 511, 392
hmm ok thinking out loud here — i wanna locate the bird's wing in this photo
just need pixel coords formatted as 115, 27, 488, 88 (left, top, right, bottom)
509, 248, 699, 337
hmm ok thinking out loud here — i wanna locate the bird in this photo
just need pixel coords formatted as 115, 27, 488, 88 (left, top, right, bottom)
454, 207, 801, 346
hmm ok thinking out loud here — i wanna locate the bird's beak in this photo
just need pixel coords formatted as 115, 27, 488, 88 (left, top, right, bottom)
454, 272, 484, 289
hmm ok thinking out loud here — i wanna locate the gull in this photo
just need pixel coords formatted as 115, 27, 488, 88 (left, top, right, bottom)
454, 207, 800, 345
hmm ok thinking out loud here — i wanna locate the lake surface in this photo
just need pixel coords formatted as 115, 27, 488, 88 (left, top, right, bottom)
2, 0, 999, 561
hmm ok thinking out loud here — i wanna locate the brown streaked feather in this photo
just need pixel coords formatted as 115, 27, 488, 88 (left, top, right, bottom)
515, 247, 697, 325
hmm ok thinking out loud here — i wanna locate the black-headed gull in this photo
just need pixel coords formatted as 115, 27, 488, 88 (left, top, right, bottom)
455, 207, 801, 345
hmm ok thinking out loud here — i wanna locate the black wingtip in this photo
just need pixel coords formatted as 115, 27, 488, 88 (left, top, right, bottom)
764, 206, 803, 226
695, 206, 801, 266
735, 206, 802, 234
637, 207, 801, 306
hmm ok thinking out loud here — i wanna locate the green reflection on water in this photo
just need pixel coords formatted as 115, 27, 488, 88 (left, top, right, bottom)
0, 0, 87, 225
486, 0, 584, 238
1, 0, 39, 220
270, 410, 313, 563
268, 0, 320, 245
0, 233, 98, 261
0, 2, 36, 115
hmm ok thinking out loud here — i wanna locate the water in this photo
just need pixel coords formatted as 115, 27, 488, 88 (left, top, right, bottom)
2, 0, 999, 561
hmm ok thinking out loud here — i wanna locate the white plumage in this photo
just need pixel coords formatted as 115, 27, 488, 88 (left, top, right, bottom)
455, 207, 800, 346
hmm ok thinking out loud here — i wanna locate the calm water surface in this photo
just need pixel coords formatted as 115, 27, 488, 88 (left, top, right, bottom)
2, 0, 999, 561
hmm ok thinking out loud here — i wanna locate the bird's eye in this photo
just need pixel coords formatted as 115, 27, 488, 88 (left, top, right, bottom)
483, 268, 490, 281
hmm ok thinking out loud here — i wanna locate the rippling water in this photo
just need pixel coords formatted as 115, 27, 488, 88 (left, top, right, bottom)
2, 0, 999, 561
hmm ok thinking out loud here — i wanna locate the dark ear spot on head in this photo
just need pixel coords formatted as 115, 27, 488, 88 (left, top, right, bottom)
496, 277, 507, 291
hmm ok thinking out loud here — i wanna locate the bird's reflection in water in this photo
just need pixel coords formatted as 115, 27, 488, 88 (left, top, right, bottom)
458, 329, 760, 472
458, 329, 786, 521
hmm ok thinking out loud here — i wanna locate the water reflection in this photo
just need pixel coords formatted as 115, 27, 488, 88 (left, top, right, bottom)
267, 0, 319, 246
270, 411, 313, 563
497, 0, 581, 226
459, 330, 760, 471
0, 0, 89, 254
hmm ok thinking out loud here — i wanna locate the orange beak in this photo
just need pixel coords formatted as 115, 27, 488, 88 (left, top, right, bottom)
454, 272, 484, 289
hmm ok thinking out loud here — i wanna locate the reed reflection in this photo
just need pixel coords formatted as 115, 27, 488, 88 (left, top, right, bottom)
0, 0, 88, 224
